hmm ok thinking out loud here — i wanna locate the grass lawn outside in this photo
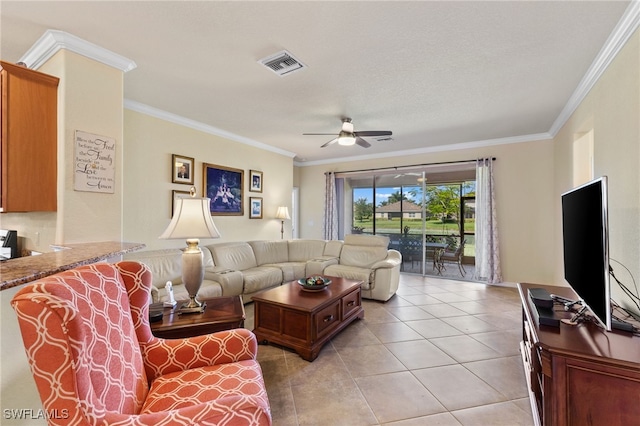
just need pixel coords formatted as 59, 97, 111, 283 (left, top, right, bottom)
353, 219, 474, 234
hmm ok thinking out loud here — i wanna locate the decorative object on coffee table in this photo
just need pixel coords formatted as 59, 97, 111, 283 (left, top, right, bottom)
159, 190, 221, 313
297, 276, 331, 292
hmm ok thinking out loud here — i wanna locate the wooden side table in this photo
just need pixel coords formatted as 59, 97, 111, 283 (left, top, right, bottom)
150, 296, 245, 339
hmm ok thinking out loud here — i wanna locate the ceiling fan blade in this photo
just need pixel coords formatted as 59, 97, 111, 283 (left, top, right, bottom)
355, 137, 371, 148
354, 130, 392, 137
303, 133, 339, 136
320, 138, 338, 148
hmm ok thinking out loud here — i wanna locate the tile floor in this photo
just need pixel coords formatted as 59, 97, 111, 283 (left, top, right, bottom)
244, 274, 535, 426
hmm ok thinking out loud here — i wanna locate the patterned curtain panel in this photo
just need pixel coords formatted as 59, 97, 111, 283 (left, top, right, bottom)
323, 172, 339, 240
474, 158, 503, 283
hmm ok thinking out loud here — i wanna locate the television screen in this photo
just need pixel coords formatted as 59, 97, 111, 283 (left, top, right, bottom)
561, 177, 610, 330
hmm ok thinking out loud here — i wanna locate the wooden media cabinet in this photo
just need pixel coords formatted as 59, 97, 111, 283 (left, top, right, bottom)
517, 283, 640, 426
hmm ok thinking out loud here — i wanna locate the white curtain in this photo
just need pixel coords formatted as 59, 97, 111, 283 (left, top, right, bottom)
474, 158, 503, 283
323, 172, 339, 240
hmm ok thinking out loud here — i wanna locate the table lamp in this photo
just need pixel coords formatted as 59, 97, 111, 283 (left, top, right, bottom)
160, 194, 220, 313
275, 206, 290, 239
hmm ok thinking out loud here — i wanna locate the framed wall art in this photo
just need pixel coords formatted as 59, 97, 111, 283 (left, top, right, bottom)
249, 169, 263, 193
74, 130, 116, 193
203, 163, 243, 215
172, 154, 195, 185
171, 190, 190, 217
249, 197, 263, 219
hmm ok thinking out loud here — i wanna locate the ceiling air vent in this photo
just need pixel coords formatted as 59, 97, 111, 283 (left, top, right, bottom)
259, 50, 305, 77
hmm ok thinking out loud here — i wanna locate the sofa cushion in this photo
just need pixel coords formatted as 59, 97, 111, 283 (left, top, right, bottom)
323, 240, 343, 258
242, 267, 283, 294
339, 235, 390, 268
208, 242, 258, 271
263, 262, 307, 282
287, 240, 327, 262
249, 240, 289, 265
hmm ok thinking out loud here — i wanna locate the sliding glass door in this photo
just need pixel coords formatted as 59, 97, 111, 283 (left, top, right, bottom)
345, 164, 476, 277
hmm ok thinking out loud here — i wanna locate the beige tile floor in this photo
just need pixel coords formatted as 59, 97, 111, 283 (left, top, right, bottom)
244, 274, 535, 426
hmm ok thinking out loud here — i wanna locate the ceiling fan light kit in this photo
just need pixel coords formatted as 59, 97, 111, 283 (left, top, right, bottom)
304, 117, 392, 149
338, 131, 356, 146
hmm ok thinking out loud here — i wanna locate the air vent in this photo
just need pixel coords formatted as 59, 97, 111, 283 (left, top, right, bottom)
258, 50, 305, 76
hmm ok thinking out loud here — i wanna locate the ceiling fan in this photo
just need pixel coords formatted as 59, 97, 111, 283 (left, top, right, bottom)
303, 118, 392, 148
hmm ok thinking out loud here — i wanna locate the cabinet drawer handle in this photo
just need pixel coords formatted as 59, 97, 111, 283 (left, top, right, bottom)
347, 301, 355, 307
324, 315, 334, 322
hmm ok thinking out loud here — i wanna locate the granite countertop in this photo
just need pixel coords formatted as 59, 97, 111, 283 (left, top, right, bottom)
0, 241, 145, 291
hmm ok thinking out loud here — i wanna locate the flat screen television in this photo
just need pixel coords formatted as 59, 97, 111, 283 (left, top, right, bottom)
561, 176, 611, 331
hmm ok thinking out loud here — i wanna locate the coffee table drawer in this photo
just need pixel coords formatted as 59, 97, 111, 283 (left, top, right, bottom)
342, 288, 361, 318
315, 301, 340, 336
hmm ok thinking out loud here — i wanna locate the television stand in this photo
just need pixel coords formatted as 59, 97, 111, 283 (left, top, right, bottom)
612, 319, 636, 333
518, 283, 640, 426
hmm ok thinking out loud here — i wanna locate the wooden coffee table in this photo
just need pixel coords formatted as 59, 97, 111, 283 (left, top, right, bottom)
150, 296, 245, 339
252, 276, 364, 361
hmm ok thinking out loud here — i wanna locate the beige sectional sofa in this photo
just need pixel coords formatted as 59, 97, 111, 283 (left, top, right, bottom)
124, 235, 402, 303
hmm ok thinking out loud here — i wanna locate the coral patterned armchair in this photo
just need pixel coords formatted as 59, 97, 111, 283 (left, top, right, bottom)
10, 261, 271, 426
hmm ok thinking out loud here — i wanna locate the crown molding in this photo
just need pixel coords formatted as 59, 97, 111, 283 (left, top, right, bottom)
19, 29, 136, 72
124, 99, 297, 159
293, 132, 553, 167
549, 0, 640, 136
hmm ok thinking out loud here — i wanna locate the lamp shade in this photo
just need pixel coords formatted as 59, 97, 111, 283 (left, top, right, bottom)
160, 197, 221, 239
275, 206, 291, 220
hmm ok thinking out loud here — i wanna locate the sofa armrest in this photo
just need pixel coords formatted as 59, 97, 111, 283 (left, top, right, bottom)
305, 257, 339, 276
149, 285, 159, 304
370, 250, 402, 270
205, 269, 243, 296
141, 328, 258, 382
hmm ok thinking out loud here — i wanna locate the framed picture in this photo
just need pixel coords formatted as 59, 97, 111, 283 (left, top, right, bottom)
250, 169, 263, 193
171, 190, 190, 217
249, 197, 263, 219
171, 154, 194, 185
203, 163, 243, 215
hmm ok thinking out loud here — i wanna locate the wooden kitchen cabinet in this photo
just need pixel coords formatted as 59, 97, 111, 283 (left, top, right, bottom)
1, 61, 59, 212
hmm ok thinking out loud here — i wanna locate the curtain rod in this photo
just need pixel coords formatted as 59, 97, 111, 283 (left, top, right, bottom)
325, 157, 496, 175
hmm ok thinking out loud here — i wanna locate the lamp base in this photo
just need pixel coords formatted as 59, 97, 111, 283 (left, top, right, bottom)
178, 299, 207, 314
180, 238, 206, 314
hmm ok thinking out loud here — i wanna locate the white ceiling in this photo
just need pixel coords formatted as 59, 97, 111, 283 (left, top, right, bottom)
1, 1, 634, 165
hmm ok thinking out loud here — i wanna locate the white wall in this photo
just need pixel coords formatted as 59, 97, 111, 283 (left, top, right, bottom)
553, 28, 640, 315
122, 110, 294, 249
